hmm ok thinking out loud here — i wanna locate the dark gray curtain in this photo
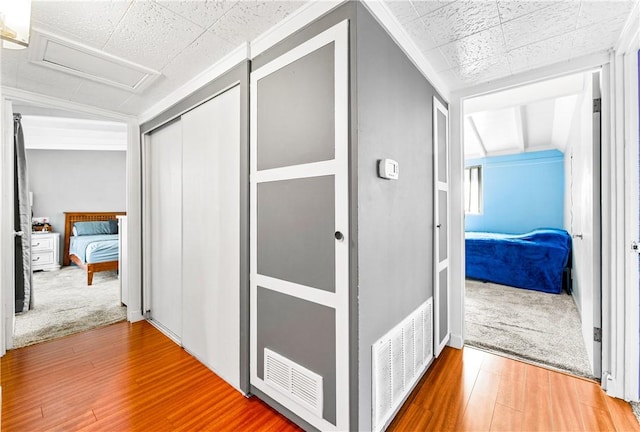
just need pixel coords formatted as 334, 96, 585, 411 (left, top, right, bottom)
14, 113, 32, 313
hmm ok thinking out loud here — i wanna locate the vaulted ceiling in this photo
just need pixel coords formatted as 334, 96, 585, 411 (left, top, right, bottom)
463, 72, 586, 158
0, 0, 637, 117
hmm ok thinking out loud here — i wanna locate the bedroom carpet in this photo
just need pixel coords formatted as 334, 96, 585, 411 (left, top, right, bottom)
632, 402, 640, 425
465, 279, 593, 378
13, 267, 126, 348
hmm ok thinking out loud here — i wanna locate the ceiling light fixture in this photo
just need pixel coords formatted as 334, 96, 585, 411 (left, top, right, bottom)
0, 0, 32, 49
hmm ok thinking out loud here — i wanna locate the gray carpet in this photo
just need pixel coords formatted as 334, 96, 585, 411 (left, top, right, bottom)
13, 267, 127, 348
465, 279, 593, 378
632, 402, 640, 425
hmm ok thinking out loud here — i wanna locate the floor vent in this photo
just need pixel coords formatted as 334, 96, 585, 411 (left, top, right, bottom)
372, 298, 433, 432
265, 348, 323, 418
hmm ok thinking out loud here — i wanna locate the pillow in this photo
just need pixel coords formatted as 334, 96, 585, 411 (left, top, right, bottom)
73, 221, 117, 236
109, 219, 119, 234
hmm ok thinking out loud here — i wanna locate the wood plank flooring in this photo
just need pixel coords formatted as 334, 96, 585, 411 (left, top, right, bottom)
1, 321, 299, 432
2, 321, 638, 431
389, 346, 640, 432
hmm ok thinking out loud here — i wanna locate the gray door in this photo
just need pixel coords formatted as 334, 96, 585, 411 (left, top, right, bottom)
434, 97, 450, 357
250, 21, 349, 431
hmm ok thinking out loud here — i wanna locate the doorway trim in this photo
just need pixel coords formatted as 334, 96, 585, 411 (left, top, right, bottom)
612, 4, 639, 400
449, 47, 640, 401
0, 86, 143, 356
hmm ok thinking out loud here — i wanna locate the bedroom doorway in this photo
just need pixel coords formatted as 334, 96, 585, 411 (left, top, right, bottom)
4, 101, 129, 350
461, 70, 602, 380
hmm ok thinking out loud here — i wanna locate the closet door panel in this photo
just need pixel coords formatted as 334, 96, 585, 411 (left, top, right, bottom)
148, 120, 183, 339
250, 21, 349, 430
182, 86, 241, 390
256, 43, 335, 171
257, 176, 335, 292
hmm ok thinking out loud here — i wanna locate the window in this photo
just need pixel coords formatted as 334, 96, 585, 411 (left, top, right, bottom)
464, 165, 482, 214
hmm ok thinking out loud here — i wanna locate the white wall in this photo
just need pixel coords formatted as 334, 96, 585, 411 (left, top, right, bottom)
26, 149, 126, 258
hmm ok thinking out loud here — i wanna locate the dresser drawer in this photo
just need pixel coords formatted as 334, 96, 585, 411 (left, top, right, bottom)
32, 236, 54, 252
32, 251, 54, 267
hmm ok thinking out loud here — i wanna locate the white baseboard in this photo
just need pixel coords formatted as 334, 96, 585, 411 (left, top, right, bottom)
448, 333, 464, 349
128, 310, 144, 323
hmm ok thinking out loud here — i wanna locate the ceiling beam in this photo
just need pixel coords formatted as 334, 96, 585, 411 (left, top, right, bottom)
514, 105, 527, 152
466, 116, 487, 157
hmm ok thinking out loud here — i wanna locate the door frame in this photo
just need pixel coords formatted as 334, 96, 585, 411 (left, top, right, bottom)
613, 7, 639, 400
457, 69, 604, 379
449, 48, 640, 401
0, 87, 143, 355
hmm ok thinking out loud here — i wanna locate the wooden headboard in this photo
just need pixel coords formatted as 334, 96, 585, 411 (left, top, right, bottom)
63, 212, 126, 266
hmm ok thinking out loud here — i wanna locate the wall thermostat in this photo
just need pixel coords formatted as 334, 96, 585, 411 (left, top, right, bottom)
378, 159, 399, 180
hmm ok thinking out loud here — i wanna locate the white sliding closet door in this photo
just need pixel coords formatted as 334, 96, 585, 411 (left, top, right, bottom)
148, 121, 183, 340
181, 86, 241, 390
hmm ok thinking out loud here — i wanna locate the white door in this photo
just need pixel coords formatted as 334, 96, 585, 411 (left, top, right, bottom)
181, 86, 241, 390
147, 121, 183, 340
434, 97, 450, 357
571, 71, 601, 378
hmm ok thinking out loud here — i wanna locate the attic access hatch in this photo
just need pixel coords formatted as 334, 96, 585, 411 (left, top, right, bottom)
28, 29, 160, 93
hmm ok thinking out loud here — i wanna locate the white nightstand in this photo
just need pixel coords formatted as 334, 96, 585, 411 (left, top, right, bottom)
31, 232, 61, 271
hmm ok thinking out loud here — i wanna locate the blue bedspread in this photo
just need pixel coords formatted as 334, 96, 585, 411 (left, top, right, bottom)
465, 229, 571, 294
70, 234, 119, 264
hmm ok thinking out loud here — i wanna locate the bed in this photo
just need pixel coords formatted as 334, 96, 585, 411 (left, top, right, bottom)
465, 228, 571, 294
63, 212, 126, 286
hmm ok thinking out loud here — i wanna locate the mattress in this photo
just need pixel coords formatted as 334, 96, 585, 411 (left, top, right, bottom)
465, 228, 571, 294
70, 234, 119, 264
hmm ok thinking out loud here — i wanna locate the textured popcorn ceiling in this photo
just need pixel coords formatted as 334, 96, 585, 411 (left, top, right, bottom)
0, 0, 636, 116
0, 0, 306, 115
389, 0, 637, 90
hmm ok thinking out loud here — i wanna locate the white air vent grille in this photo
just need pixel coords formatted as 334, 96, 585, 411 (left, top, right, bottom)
265, 348, 323, 418
372, 298, 433, 432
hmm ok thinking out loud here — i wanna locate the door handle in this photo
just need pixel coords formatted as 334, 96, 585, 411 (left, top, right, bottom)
573, 234, 583, 239
436, 224, 441, 228
14, 231, 24, 237
335, 231, 344, 241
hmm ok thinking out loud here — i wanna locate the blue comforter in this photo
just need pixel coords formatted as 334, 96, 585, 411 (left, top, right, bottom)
465, 229, 571, 294
70, 234, 119, 264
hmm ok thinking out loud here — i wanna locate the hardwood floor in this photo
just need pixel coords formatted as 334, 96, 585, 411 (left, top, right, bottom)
2, 321, 638, 431
389, 346, 640, 432
1, 321, 300, 432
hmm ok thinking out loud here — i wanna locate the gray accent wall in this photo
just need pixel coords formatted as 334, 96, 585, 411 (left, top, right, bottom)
251, 3, 447, 431
26, 149, 126, 258
355, 4, 444, 431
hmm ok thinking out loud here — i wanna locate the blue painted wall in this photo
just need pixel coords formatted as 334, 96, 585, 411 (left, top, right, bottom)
465, 150, 565, 234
